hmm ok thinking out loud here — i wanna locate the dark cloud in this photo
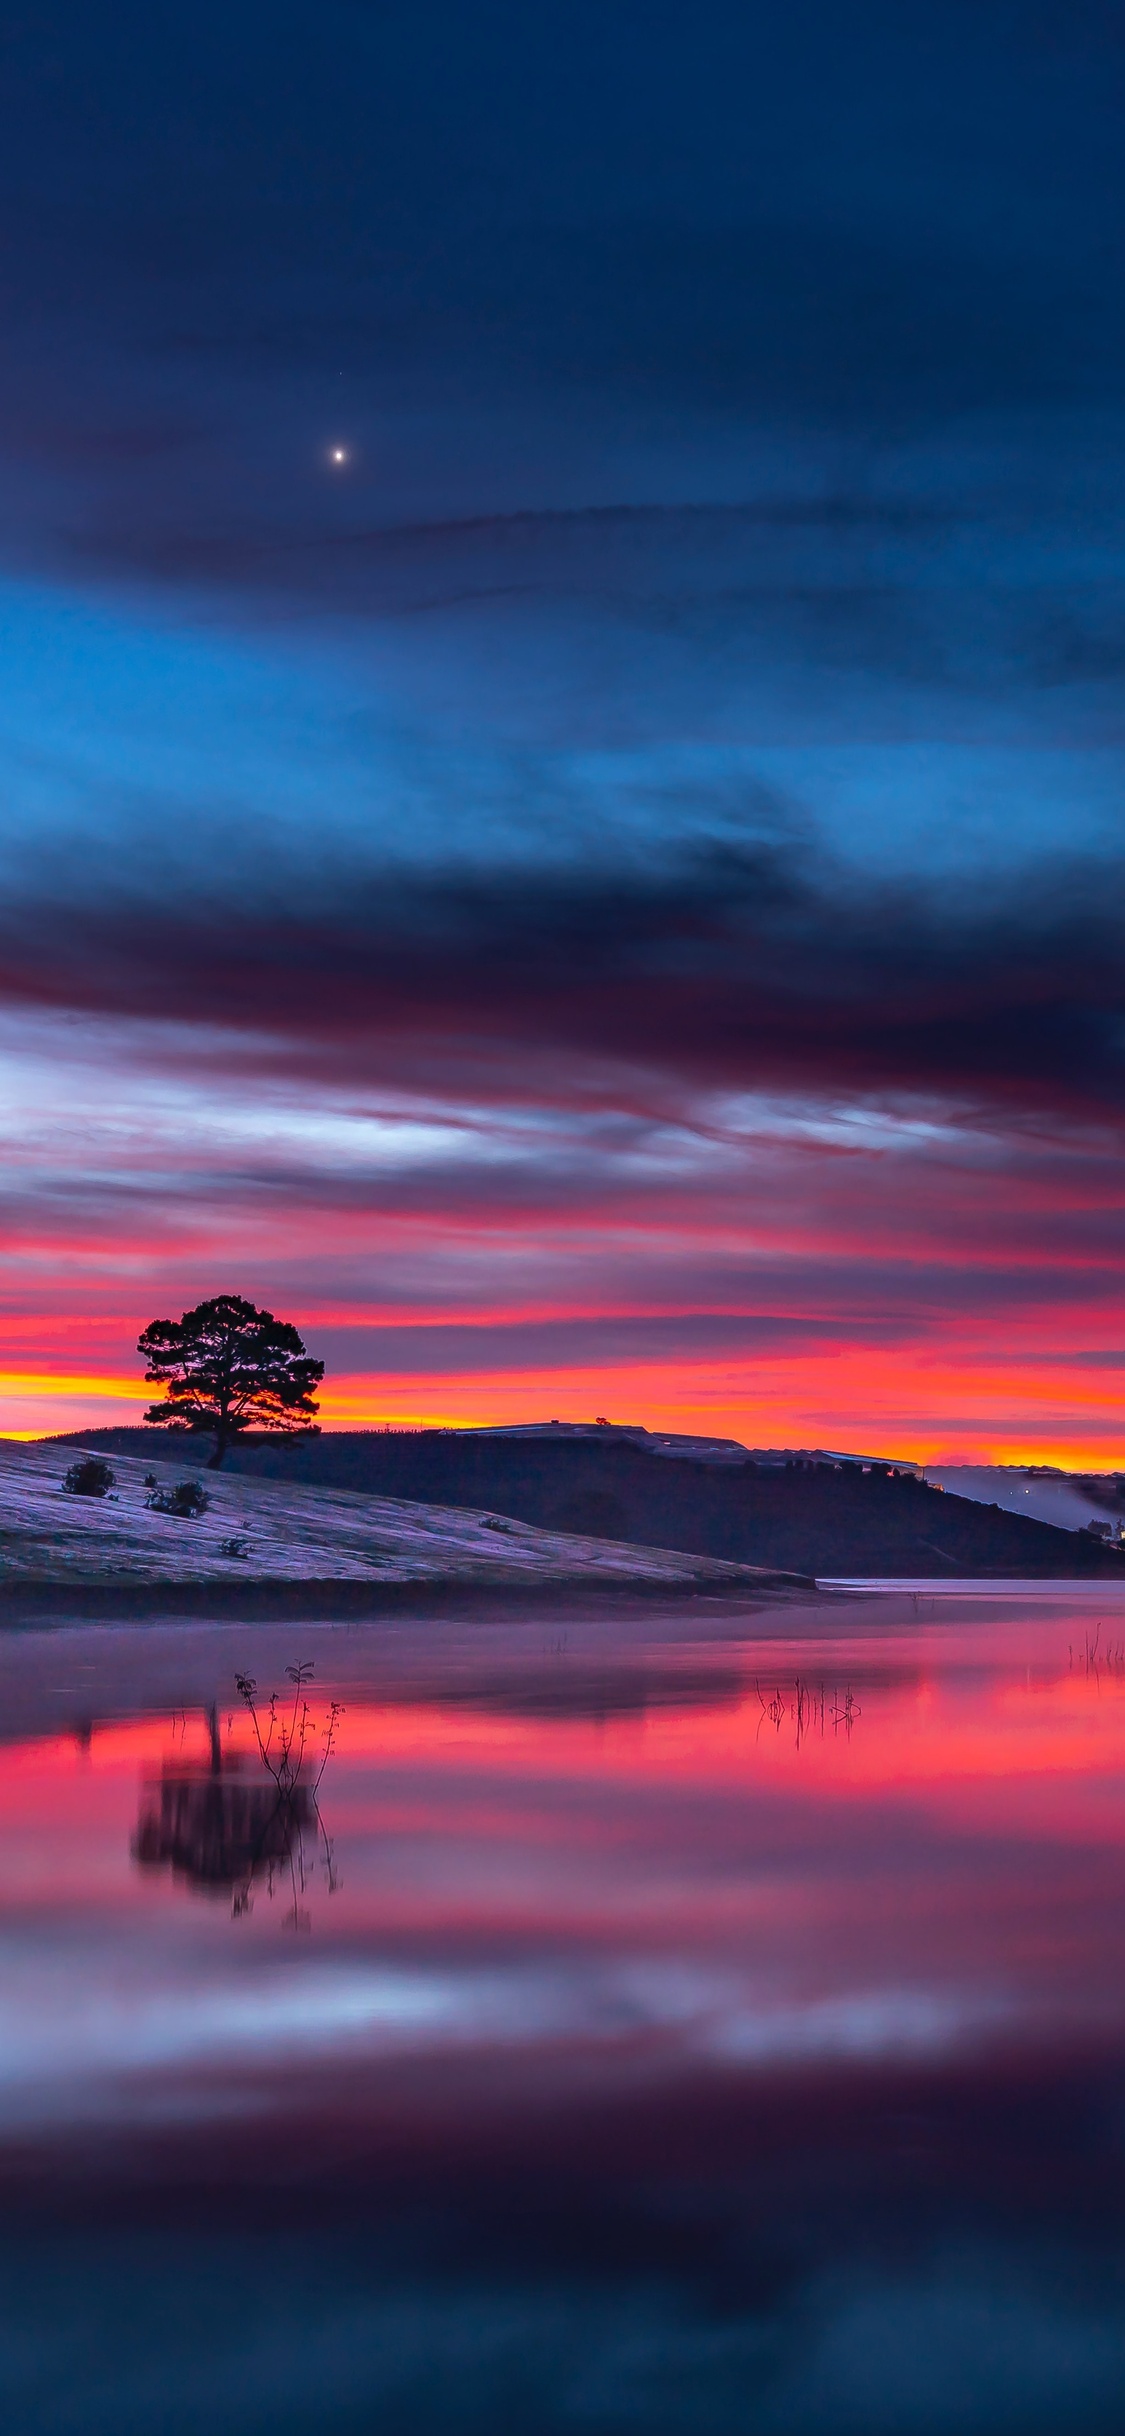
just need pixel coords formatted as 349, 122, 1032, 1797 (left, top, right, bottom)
2, 842, 1122, 1120
308, 1313, 855, 1375
64, 498, 953, 616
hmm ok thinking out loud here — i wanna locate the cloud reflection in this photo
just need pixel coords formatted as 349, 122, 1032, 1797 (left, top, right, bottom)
0, 1602, 1121, 2126
2, 1601, 1125, 2428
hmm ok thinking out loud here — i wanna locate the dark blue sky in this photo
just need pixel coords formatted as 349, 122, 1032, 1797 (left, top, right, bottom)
0, 1, 1123, 1453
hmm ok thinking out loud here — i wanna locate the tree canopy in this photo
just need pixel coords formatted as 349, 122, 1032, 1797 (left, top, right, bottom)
138, 1294, 324, 1468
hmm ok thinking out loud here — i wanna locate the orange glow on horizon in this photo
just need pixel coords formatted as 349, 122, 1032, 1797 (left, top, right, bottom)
0, 1348, 1122, 1467
0, 1321, 1122, 1467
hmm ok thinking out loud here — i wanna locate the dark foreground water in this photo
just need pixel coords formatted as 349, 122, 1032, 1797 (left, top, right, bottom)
4, 1588, 1125, 2433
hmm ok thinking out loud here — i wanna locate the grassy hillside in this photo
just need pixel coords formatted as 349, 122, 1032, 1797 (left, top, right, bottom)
50, 1428, 1125, 1577
0, 1438, 797, 1597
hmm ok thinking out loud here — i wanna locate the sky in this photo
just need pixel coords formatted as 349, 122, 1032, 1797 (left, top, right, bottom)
1, 1, 1125, 1457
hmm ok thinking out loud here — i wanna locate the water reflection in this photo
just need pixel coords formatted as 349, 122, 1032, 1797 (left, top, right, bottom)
753, 1672, 861, 1741
132, 1704, 316, 1906
1, 1593, 1125, 2431
133, 1677, 339, 1923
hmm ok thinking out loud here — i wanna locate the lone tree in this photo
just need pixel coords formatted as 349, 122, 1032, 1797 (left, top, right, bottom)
138, 1295, 324, 1469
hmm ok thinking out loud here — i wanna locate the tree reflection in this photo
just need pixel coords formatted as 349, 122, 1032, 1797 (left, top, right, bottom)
133, 1682, 340, 1925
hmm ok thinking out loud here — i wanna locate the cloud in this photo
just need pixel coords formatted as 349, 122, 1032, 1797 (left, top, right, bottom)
0, 839, 1122, 1123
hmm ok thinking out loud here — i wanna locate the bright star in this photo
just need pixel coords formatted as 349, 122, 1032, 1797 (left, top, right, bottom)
327, 444, 350, 467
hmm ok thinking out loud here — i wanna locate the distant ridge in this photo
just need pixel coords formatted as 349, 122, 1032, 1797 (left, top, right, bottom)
436, 1421, 924, 1473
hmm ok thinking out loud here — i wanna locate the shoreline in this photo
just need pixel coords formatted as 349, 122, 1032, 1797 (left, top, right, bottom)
0, 1568, 815, 1624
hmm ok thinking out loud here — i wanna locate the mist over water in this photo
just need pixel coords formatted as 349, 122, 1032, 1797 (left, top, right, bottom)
3, 1591, 1125, 2431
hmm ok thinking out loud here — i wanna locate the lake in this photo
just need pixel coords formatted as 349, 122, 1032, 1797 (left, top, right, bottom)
3, 1587, 1125, 2432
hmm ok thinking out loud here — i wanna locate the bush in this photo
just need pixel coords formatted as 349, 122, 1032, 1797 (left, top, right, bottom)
63, 1455, 115, 1498
146, 1478, 210, 1518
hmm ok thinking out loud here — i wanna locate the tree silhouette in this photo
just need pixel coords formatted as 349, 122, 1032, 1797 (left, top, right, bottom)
138, 1294, 324, 1468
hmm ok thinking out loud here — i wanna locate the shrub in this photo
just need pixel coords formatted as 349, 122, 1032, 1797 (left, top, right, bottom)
63, 1455, 115, 1498
146, 1478, 210, 1518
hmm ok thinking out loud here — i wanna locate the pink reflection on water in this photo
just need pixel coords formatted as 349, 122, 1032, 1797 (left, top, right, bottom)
0, 1597, 1123, 2125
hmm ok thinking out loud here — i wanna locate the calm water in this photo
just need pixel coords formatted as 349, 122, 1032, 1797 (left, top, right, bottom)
4, 1589, 1125, 2432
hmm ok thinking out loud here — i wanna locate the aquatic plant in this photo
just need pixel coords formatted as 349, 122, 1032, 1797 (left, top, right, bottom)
230, 1665, 342, 1923
755, 1676, 861, 1747
234, 1661, 342, 1794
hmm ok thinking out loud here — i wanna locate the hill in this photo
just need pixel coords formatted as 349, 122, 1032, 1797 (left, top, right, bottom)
48, 1427, 1125, 1578
0, 1438, 800, 1609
